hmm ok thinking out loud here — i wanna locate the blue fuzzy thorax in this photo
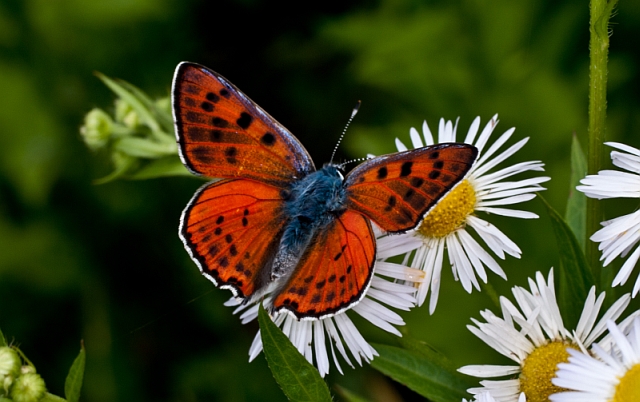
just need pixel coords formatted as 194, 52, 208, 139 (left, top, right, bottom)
271, 165, 347, 280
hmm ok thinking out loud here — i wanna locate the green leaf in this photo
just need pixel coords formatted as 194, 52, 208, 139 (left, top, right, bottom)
395, 331, 457, 373
257, 305, 332, 402
113, 137, 177, 158
0, 328, 6, 347
40, 393, 67, 402
93, 153, 137, 185
539, 194, 594, 329
64, 341, 86, 402
96, 72, 172, 140
565, 134, 587, 250
127, 156, 193, 180
115, 79, 174, 134
334, 385, 370, 402
370, 344, 472, 402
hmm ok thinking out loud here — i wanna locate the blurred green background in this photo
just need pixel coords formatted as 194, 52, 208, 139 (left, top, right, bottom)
1, 0, 640, 401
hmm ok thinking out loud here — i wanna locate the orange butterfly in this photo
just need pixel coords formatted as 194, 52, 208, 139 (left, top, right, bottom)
172, 62, 478, 320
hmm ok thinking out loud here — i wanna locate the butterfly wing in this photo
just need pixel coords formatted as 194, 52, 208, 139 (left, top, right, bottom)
172, 62, 315, 186
180, 179, 289, 298
344, 143, 478, 233
272, 210, 375, 320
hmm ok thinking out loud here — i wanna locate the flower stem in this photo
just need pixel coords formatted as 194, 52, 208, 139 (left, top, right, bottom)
587, 0, 617, 287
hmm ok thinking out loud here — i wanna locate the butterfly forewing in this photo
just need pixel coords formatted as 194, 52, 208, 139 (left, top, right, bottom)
272, 210, 376, 320
180, 179, 289, 298
344, 143, 478, 233
172, 63, 315, 186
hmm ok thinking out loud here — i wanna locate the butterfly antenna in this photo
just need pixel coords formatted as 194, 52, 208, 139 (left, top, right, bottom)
338, 156, 368, 170
330, 100, 361, 165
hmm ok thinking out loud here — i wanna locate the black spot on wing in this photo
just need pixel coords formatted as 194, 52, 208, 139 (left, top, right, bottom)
377, 167, 388, 179
236, 112, 253, 129
200, 101, 214, 112
400, 161, 413, 177
225, 147, 237, 164
384, 195, 397, 212
219, 88, 230, 98
212, 117, 229, 128
411, 177, 424, 188
261, 132, 276, 146
206, 92, 220, 103
429, 170, 441, 180
191, 146, 214, 164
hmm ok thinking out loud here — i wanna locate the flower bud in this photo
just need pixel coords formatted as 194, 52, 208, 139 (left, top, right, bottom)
114, 98, 131, 121
0, 347, 20, 393
80, 108, 113, 150
10, 373, 46, 402
20, 365, 35, 375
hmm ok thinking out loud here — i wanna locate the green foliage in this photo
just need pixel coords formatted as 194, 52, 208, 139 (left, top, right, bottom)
64, 343, 85, 402
257, 306, 332, 402
565, 135, 588, 250
540, 195, 595, 329
81, 73, 189, 183
370, 343, 472, 402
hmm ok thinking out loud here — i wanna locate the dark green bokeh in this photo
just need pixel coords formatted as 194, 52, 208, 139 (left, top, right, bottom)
1, 0, 639, 401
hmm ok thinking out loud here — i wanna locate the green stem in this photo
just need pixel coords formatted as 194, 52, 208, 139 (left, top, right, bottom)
587, 0, 617, 288
482, 281, 501, 310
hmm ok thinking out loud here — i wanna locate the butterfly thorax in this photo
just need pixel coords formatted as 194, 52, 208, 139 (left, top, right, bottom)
271, 165, 347, 281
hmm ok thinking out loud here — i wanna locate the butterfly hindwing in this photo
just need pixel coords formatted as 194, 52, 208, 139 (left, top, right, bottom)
344, 143, 478, 233
180, 179, 289, 298
272, 210, 376, 319
172, 62, 315, 186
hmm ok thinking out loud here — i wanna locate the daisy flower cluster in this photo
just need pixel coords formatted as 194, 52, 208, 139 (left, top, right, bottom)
220, 115, 549, 377
551, 317, 640, 401
577, 142, 640, 296
458, 269, 632, 402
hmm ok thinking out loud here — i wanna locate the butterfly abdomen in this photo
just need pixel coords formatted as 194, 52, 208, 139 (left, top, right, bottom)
271, 166, 347, 281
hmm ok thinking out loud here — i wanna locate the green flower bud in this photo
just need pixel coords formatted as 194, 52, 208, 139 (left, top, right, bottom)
80, 108, 113, 150
122, 110, 140, 129
114, 98, 133, 123
114, 99, 140, 128
10, 373, 46, 402
19, 366, 35, 375
0, 347, 20, 393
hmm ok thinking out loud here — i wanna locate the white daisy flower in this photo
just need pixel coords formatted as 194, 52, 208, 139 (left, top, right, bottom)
458, 269, 631, 402
577, 142, 640, 296
224, 230, 425, 377
396, 115, 550, 313
550, 317, 640, 402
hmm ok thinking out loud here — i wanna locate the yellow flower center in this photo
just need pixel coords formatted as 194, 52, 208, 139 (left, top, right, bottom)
613, 363, 640, 402
519, 341, 573, 402
417, 180, 476, 238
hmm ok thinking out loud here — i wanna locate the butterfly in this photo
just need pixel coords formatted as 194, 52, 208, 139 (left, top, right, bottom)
172, 62, 478, 320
